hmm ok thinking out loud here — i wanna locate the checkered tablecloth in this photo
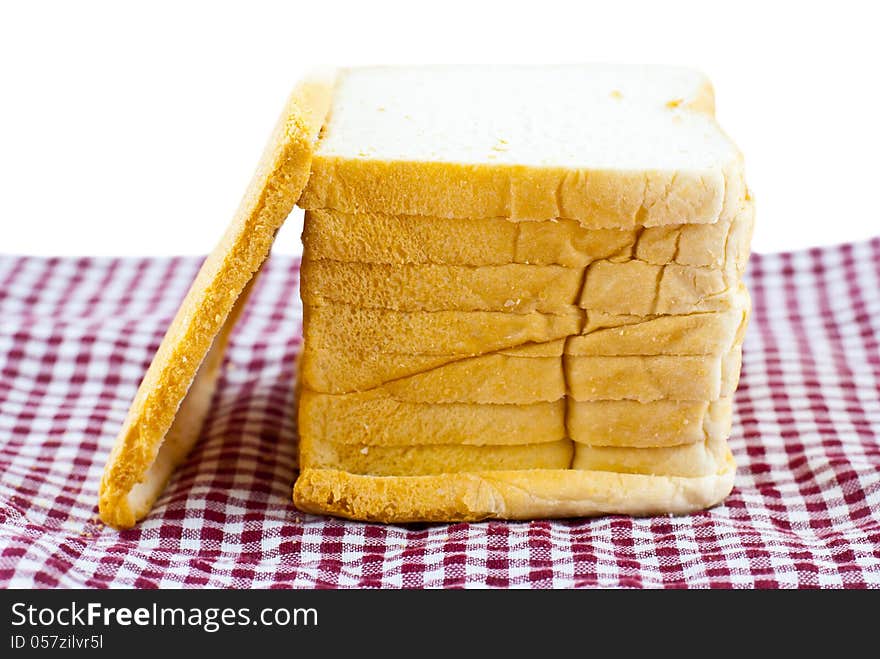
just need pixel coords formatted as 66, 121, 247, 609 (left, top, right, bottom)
1, 240, 879, 589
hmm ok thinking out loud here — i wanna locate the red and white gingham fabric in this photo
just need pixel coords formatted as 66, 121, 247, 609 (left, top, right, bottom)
1, 241, 879, 589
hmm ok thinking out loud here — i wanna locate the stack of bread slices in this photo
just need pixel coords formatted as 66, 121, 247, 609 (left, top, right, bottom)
294, 65, 753, 522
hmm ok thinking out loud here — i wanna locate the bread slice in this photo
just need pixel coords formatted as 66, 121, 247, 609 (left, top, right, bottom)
303, 209, 635, 268
298, 389, 565, 446
301, 251, 751, 316
99, 73, 335, 529
572, 286, 749, 354
300, 437, 574, 475
293, 462, 736, 522
301, 195, 753, 269
636, 194, 755, 268
573, 436, 731, 478
567, 398, 732, 448
565, 345, 742, 402
303, 420, 746, 480
301, 260, 582, 313
300, 292, 746, 394
297, 294, 744, 403
299, 64, 745, 227
299, 340, 563, 394
302, 302, 582, 355
580, 259, 744, 316
303, 347, 564, 403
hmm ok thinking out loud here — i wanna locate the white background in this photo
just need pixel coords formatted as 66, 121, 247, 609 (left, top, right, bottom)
1, 0, 878, 256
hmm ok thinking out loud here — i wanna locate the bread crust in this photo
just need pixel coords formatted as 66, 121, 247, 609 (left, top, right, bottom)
293, 460, 736, 522
303, 304, 582, 356
565, 346, 742, 402
301, 196, 753, 269
300, 158, 746, 229
300, 296, 751, 394
301, 438, 574, 475
299, 391, 566, 447
301, 260, 583, 313
98, 73, 335, 528
302, 351, 565, 403
567, 397, 732, 448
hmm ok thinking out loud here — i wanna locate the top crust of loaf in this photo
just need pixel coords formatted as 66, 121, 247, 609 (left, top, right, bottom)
300, 64, 744, 226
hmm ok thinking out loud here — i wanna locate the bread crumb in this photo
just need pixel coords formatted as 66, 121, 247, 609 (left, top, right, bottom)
610, 89, 623, 99
666, 98, 683, 109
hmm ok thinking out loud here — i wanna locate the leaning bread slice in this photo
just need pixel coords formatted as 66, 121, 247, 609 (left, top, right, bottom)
567, 398, 733, 447
300, 260, 582, 313
293, 461, 736, 522
300, 339, 565, 393
299, 64, 745, 227
98, 73, 335, 529
565, 345, 742, 402
300, 437, 574, 475
299, 389, 565, 446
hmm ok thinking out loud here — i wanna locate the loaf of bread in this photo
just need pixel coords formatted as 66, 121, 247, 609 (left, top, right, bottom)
295, 64, 752, 522
98, 64, 753, 528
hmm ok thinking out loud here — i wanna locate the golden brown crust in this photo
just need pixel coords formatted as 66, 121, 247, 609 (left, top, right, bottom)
293, 458, 736, 522
565, 346, 742, 402
302, 209, 636, 268
299, 390, 566, 447
98, 73, 335, 529
567, 397, 732, 448
573, 286, 750, 354
301, 438, 574, 475
300, 158, 746, 229
302, 351, 565, 404
572, 436, 730, 477
301, 196, 753, 269
303, 303, 582, 356
300, 260, 583, 313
